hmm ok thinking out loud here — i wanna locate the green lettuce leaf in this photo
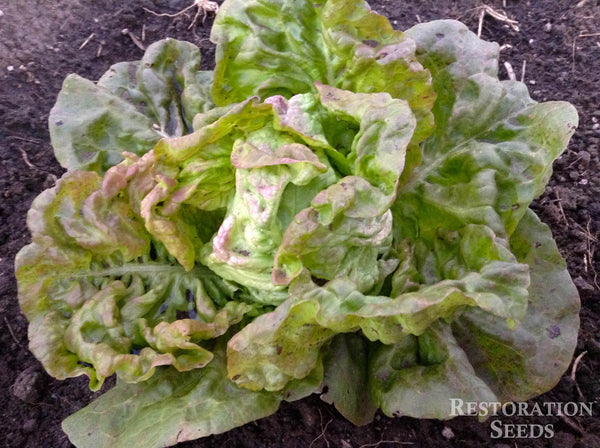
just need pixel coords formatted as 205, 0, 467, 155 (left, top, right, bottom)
400, 20, 578, 235
49, 39, 214, 173
452, 210, 580, 402
369, 210, 580, 418
369, 322, 497, 419
211, 0, 435, 144
271, 84, 416, 292
62, 342, 323, 448
320, 333, 377, 425
227, 232, 529, 393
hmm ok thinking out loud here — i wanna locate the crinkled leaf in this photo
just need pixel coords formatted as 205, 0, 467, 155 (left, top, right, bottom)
272, 84, 416, 292
404, 20, 499, 140
315, 83, 416, 196
228, 234, 529, 393
50, 39, 214, 173
398, 21, 578, 236
133, 39, 214, 136
201, 128, 330, 295
154, 99, 268, 213
211, 0, 434, 144
273, 176, 396, 293
15, 169, 252, 390
389, 223, 531, 332
393, 76, 578, 240
62, 343, 323, 448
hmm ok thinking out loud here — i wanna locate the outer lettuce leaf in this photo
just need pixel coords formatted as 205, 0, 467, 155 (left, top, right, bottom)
400, 21, 578, 236
404, 20, 499, 141
452, 210, 580, 401
320, 333, 377, 425
369, 322, 497, 419
369, 210, 580, 418
15, 168, 252, 391
62, 342, 324, 448
49, 75, 160, 174
49, 39, 214, 173
211, 0, 435, 144
393, 76, 578, 240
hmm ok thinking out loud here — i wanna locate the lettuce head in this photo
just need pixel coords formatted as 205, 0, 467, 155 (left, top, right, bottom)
15, 1, 579, 447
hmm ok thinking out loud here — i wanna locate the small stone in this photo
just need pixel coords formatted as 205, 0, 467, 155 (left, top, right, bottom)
569, 170, 579, 180
7, 65, 14, 71
11, 367, 44, 403
574, 276, 595, 298
544, 22, 552, 32
442, 426, 455, 439
340, 440, 353, 448
0, 9, 4, 17
579, 150, 592, 164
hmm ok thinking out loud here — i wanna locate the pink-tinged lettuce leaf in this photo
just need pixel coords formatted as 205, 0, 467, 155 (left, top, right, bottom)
15, 169, 253, 390
50, 39, 213, 173
272, 85, 416, 292
154, 99, 268, 212
315, 83, 416, 196
211, 0, 435, 145
201, 137, 331, 296
368, 210, 580, 419
62, 342, 323, 448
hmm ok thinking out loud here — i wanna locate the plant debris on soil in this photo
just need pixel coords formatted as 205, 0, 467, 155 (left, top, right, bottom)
1, 1, 599, 447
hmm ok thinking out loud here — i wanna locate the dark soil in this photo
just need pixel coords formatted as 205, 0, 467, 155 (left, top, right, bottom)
1, 1, 599, 447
